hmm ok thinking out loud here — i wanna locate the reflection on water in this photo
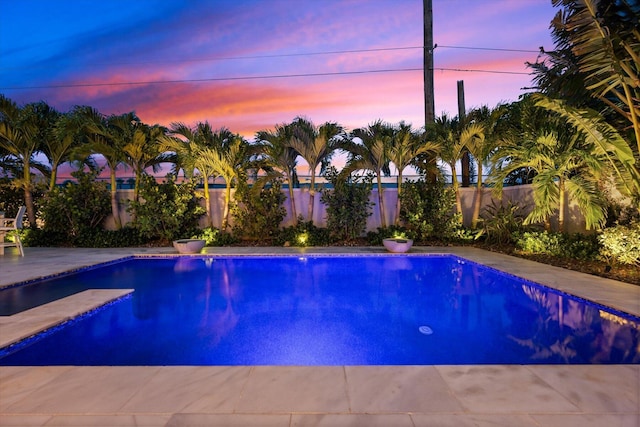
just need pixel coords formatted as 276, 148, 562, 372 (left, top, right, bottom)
1, 256, 639, 365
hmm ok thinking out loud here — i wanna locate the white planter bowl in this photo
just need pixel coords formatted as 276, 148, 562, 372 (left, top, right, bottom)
173, 239, 206, 254
383, 238, 414, 253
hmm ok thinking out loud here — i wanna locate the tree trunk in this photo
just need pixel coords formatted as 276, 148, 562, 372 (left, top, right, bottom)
470, 163, 483, 229
203, 178, 212, 228
22, 159, 36, 228
308, 172, 316, 224
377, 173, 386, 228
394, 171, 403, 226
558, 178, 565, 233
287, 171, 298, 226
110, 170, 121, 229
222, 182, 231, 230
450, 163, 463, 224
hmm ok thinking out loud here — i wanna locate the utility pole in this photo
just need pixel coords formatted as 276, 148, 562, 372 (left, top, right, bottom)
423, 0, 435, 126
457, 80, 471, 187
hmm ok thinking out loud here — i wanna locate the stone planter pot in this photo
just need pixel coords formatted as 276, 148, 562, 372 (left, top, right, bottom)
383, 238, 414, 253
173, 239, 206, 254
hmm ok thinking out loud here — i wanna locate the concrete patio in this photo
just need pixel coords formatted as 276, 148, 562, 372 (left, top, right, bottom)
0, 246, 639, 426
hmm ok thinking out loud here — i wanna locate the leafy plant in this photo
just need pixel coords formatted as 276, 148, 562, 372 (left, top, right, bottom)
366, 225, 411, 245
192, 226, 237, 246
40, 170, 111, 244
231, 178, 286, 242
128, 174, 205, 243
480, 199, 526, 244
321, 167, 373, 242
599, 223, 640, 266
399, 178, 459, 242
275, 217, 331, 247
514, 231, 600, 261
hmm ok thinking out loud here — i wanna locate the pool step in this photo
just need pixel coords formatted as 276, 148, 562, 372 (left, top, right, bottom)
0, 289, 133, 348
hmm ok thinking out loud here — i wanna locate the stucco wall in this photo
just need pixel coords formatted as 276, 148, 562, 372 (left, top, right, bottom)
106, 184, 589, 233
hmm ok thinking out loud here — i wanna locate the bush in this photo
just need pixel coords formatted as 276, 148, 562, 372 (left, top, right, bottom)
366, 225, 411, 245
599, 223, 640, 266
40, 170, 111, 245
321, 168, 373, 242
275, 218, 331, 247
399, 178, 459, 242
480, 199, 525, 245
231, 178, 286, 242
514, 231, 600, 261
128, 175, 205, 243
193, 227, 237, 246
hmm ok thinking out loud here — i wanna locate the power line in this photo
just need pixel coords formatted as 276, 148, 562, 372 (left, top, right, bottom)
0, 44, 540, 71
0, 66, 531, 91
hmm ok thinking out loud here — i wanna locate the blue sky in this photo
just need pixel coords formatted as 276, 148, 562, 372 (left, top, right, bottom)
1, 0, 556, 139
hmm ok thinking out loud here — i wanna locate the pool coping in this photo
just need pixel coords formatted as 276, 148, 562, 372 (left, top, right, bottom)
1, 246, 639, 426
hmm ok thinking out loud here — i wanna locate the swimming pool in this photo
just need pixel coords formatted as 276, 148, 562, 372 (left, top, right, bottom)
1, 255, 638, 365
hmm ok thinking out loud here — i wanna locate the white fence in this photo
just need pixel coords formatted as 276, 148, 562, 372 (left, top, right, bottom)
106, 184, 590, 233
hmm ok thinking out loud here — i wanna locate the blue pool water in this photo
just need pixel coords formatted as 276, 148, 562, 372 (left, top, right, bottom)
1, 255, 638, 365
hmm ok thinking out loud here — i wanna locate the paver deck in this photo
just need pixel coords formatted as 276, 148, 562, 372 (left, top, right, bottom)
1, 246, 638, 426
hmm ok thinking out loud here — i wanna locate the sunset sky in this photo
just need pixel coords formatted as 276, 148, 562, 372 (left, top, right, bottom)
1, 0, 557, 141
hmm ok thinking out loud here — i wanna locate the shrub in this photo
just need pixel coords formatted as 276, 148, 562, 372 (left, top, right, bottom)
192, 227, 237, 246
514, 231, 600, 261
399, 178, 459, 242
128, 175, 205, 243
366, 225, 411, 245
231, 178, 286, 242
40, 170, 111, 245
275, 218, 331, 247
480, 199, 526, 245
599, 223, 640, 266
321, 167, 373, 242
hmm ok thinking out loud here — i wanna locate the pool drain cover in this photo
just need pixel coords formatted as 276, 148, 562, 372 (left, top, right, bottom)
418, 325, 433, 335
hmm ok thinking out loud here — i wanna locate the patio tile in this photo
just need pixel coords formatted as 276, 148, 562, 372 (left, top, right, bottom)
530, 414, 640, 427
166, 413, 291, 426
528, 365, 640, 413
0, 367, 72, 410
43, 415, 171, 426
345, 366, 463, 413
122, 366, 251, 413
3, 367, 159, 413
411, 413, 539, 426
0, 415, 51, 427
235, 366, 349, 413
436, 365, 581, 413
291, 413, 415, 426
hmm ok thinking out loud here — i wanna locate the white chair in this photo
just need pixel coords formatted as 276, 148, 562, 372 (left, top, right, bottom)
0, 206, 26, 256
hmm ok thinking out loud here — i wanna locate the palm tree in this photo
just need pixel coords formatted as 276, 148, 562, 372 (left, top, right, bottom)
344, 120, 392, 227
255, 123, 300, 225
0, 96, 51, 227
387, 121, 438, 225
44, 106, 88, 191
194, 130, 249, 230
120, 122, 170, 203
465, 105, 507, 229
74, 108, 129, 229
491, 99, 608, 231
423, 114, 465, 221
287, 117, 344, 224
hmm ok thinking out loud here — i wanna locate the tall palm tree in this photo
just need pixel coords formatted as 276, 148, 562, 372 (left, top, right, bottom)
74, 108, 129, 229
0, 96, 51, 226
194, 131, 249, 230
491, 99, 608, 231
344, 120, 392, 227
466, 105, 507, 229
387, 121, 438, 225
423, 114, 465, 221
287, 117, 344, 224
44, 106, 87, 191
255, 123, 300, 225
120, 122, 169, 203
